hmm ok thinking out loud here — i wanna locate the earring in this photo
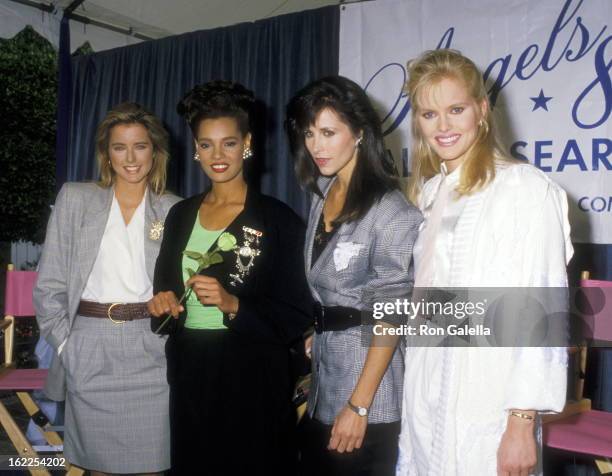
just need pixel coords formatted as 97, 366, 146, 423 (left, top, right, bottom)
193, 152, 200, 162
479, 119, 489, 135
242, 147, 253, 160
355, 137, 363, 148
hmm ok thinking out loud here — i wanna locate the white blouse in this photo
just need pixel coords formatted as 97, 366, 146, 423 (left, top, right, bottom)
413, 163, 467, 288
81, 192, 152, 303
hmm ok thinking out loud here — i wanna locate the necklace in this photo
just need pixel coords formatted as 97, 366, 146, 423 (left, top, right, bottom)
314, 212, 335, 245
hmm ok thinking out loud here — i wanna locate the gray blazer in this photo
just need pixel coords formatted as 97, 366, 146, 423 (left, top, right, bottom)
33, 182, 180, 400
306, 177, 422, 424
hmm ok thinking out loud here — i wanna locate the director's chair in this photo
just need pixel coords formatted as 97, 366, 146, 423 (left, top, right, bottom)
1, 264, 83, 476
543, 271, 612, 474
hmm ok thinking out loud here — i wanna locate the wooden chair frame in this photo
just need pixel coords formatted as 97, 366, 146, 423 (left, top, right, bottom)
1, 264, 83, 475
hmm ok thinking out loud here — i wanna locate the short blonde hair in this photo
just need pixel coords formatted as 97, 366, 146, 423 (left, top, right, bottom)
406, 49, 511, 204
96, 102, 169, 194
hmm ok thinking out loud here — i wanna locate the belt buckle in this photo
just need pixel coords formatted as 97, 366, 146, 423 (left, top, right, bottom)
107, 302, 126, 324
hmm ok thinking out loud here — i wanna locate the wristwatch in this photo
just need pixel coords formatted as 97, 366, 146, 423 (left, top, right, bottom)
347, 400, 368, 417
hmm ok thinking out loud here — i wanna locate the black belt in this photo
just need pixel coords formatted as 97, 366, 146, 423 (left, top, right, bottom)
313, 303, 364, 334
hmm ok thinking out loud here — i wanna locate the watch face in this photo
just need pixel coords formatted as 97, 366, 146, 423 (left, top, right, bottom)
358, 407, 367, 417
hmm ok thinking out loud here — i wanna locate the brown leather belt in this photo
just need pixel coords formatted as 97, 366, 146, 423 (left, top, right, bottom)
77, 300, 150, 323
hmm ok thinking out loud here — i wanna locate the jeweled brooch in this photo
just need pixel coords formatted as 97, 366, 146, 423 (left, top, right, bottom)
149, 220, 164, 241
229, 226, 263, 286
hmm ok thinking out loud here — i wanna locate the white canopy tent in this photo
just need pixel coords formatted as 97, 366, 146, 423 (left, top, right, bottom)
0, 0, 339, 51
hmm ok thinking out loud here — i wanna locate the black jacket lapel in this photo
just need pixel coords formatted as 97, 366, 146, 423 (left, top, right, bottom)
197, 187, 263, 292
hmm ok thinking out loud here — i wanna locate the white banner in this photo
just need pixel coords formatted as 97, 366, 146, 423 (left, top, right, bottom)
339, 0, 611, 244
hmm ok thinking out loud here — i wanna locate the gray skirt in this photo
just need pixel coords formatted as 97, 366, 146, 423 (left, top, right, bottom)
61, 315, 170, 473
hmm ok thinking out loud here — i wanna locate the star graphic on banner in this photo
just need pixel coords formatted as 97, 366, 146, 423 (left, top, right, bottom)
530, 89, 552, 112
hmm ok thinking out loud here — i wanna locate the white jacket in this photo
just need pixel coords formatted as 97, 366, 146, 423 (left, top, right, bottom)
398, 161, 573, 476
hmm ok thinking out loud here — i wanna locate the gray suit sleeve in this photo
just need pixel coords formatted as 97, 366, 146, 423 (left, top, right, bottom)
363, 195, 422, 321
34, 184, 74, 351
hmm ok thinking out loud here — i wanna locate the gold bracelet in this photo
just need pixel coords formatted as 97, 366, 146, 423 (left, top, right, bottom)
509, 410, 535, 421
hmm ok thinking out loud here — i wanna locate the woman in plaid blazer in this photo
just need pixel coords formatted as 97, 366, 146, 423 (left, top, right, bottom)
34, 103, 180, 474
287, 76, 422, 476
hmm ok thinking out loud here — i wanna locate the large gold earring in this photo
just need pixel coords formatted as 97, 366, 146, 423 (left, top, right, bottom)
479, 118, 489, 135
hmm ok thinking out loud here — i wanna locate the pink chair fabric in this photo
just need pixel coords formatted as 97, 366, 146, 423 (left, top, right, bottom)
544, 278, 612, 460
544, 410, 612, 458
3, 270, 37, 317
1, 270, 47, 391
0, 369, 47, 390
580, 279, 612, 342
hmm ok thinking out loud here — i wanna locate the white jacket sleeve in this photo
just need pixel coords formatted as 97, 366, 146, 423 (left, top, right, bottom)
503, 174, 573, 412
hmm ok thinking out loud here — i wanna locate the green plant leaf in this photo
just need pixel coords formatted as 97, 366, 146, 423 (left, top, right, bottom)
209, 253, 223, 265
183, 250, 204, 260
0, 26, 57, 243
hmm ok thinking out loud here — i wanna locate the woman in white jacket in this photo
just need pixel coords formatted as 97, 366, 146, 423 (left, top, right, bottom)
397, 49, 573, 476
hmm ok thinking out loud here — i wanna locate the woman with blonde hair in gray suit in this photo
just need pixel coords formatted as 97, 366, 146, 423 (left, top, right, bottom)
286, 76, 422, 476
34, 102, 180, 475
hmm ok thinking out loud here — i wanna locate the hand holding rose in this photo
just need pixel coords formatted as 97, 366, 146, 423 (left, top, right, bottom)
150, 231, 238, 333
185, 275, 239, 314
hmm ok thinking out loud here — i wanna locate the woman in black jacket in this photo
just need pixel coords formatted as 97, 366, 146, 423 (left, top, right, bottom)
148, 81, 313, 475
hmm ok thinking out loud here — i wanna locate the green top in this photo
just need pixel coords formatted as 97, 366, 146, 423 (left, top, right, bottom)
182, 215, 226, 329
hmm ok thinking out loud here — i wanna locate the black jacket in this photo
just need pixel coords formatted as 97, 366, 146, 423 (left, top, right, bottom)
152, 186, 313, 346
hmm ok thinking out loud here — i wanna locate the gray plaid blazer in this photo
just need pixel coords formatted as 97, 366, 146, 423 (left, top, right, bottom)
33, 182, 180, 400
306, 177, 422, 424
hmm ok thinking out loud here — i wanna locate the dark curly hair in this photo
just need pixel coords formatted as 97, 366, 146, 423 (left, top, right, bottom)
286, 75, 398, 224
177, 80, 255, 137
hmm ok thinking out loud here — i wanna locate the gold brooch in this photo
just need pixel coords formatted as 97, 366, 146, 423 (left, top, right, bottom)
149, 220, 164, 241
